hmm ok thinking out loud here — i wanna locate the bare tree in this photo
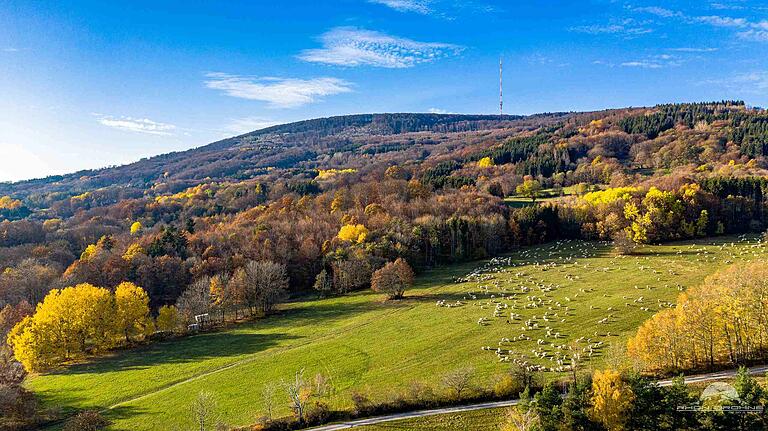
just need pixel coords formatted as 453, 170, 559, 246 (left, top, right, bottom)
176, 276, 212, 323
261, 383, 278, 420
234, 261, 289, 315
313, 372, 334, 397
283, 369, 311, 424
190, 391, 217, 431
441, 366, 474, 399
502, 406, 540, 431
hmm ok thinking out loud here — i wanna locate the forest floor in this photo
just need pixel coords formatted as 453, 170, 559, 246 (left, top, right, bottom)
28, 235, 768, 430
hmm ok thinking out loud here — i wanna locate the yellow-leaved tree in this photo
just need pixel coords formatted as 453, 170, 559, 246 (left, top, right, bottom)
7, 282, 157, 372
122, 243, 145, 261
7, 283, 115, 371
156, 305, 181, 333
114, 282, 154, 343
515, 179, 541, 202
477, 157, 495, 168
589, 369, 634, 431
337, 224, 369, 244
130, 221, 143, 235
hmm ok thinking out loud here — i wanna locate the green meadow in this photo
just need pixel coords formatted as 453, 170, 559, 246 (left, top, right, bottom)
28, 236, 768, 430
354, 407, 507, 430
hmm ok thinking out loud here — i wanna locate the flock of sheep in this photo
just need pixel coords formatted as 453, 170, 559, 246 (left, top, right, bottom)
436, 236, 768, 374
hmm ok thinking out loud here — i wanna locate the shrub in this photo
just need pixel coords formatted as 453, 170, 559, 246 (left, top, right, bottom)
440, 367, 475, 400
350, 390, 371, 416
494, 374, 524, 398
305, 401, 331, 425
63, 410, 110, 431
406, 380, 435, 405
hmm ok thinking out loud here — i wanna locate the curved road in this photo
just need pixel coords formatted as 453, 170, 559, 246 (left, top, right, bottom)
308, 365, 768, 430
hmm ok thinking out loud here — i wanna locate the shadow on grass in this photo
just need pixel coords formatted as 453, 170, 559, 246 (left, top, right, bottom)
32, 403, 148, 431
275, 293, 398, 326
631, 249, 700, 257
42, 331, 299, 377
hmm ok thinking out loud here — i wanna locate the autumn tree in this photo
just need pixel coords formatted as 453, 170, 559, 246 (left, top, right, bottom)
589, 369, 635, 431
502, 404, 540, 431
516, 179, 542, 202
7, 284, 116, 371
156, 305, 181, 333
209, 273, 231, 322
337, 223, 369, 243
114, 282, 154, 343
370, 258, 414, 299
477, 157, 495, 168
230, 261, 288, 315
628, 261, 768, 372
313, 269, 333, 298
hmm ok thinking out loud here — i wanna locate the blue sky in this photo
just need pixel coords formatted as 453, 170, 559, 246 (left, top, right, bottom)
1, 0, 768, 181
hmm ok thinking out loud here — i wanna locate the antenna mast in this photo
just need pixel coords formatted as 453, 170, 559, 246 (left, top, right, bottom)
499, 56, 503, 119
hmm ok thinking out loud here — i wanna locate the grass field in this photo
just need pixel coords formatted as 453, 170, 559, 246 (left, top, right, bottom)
354, 407, 507, 430
28, 235, 768, 430
502, 186, 582, 208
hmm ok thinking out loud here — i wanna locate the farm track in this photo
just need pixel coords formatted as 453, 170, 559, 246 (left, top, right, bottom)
306, 365, 768, 430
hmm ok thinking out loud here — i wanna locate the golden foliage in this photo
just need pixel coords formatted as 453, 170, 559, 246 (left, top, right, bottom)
122, 243, 145, 261
0, 195, 23, 210
628, 260, 768, 372
337, 224, 369, 243
589, 369, 634, 431
316, 168, 356, 180
7, 283, 153, 371
156, 305, 181, 333
477, 157, 495, 168
114, 282, 154, 342
582, 187, 638, 205
130, 221, 143, 235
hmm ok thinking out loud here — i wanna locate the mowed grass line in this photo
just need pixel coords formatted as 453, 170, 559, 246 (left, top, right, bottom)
28, 236, 768, 430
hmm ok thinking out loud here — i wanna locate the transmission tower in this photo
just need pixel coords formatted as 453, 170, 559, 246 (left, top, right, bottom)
499, 56, 503, 119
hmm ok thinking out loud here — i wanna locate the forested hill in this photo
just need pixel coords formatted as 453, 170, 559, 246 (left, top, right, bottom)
0, 112, 561, 200
4, 99, 768, 313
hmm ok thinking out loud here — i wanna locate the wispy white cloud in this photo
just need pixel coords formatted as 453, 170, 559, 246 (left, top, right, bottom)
96, 115, 176, 136
621, 61, 664, 69
632, 6, 681, 18
738, 29, 768, 41
569, 23, 652, 36
368, 0, 431, 14
297, 27, 463, 68
428, 108, 452, 114
204, 73, 352, 108
710, 2, 746, 10
703, 71, 768, 93
695, 15, 749, 27
2, 47, 19, 52
669, 47, 719, 52
224, 117, 281, 135
595, 53, 683, 69
367, 0, 495, 18
634, 5, 768, 42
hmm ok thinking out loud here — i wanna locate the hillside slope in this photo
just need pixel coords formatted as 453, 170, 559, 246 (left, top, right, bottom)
0, 113, 563, 201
